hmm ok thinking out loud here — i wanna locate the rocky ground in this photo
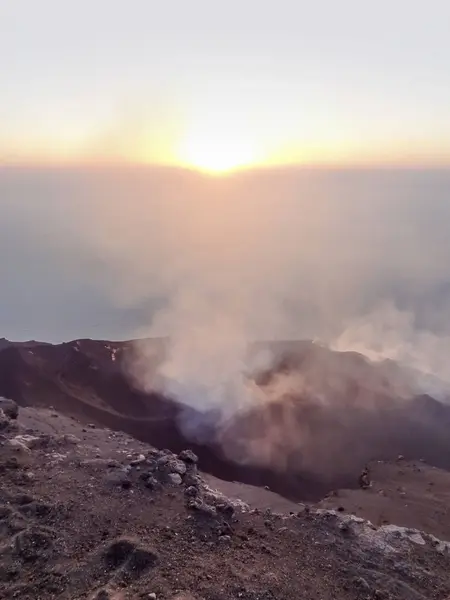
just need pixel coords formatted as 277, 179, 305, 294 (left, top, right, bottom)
316, 459, 450, 541
4, 336, 450, 505
1, 399, 450, 600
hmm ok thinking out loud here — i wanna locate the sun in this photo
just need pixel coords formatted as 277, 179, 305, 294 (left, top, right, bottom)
176, 126, 259, 174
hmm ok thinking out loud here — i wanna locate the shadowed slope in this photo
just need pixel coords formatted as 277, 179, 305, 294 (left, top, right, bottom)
1, 337, 450, 501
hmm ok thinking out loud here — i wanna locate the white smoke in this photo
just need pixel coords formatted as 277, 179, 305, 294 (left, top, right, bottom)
331, 300, 450, 400
3, 166, 450, 418
73, 167, 450, 433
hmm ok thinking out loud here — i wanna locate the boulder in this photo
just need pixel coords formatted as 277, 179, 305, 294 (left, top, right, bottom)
156, 455, 186, 476
183, 472, 202, 488
145, 476, 160, 491
186, 497, 217, 517
167, 473, 182, 486
105, 470, 131, 488
130, 454, 146, 466
0, 408, 10, 430
0, 397, 19, 420
184, 486, 199, 498
178, 449, 199, 464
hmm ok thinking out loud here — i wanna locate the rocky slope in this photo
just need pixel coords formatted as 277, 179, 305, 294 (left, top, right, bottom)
2, 400, 450, 600
1, 338, 450, 503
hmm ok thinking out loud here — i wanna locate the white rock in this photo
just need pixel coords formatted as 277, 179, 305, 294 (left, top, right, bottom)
7, 439, 31, 453
167, 473, 182, 485
62, 434, 81, 444
11, 434, 43, 449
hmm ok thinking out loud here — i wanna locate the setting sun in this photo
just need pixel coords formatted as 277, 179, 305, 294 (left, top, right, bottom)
176, 120, 260, 174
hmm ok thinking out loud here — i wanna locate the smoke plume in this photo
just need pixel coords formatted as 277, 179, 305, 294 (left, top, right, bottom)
104, 167, 450, 467
3, 165, 450, 472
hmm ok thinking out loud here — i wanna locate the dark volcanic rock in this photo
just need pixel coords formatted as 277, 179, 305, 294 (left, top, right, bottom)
0, 398, 18, 420
156, 455, 187, 476
178, 449, 199, 464
144, 476, 160, 491
0, 409, 10, 431
167, 473, 182, 485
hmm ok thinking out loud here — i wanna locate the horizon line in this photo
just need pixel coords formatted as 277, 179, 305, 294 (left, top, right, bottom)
2, 158, 450, 175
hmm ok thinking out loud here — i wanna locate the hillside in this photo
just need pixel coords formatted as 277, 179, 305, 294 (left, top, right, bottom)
1, 337, 450, 503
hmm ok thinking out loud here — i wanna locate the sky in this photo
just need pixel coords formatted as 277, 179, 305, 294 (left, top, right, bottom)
1, 1, 450, 170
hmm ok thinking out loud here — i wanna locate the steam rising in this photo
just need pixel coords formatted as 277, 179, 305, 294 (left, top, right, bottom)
103, 168, 450, 453
332, 301, 450, 399
3, 166, 450, 462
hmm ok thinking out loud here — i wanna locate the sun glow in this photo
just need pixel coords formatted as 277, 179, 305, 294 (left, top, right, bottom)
176, 120, 260, 174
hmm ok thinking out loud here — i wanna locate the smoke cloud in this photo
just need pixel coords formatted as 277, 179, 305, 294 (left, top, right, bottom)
2, 165, 450, 471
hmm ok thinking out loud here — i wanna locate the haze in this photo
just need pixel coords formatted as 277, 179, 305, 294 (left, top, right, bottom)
1, 1, 450, 168
1, 166, 450, 362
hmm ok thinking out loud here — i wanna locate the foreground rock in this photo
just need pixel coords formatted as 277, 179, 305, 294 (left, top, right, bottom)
0, 404, 450, 600
0, 397, 19, 420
